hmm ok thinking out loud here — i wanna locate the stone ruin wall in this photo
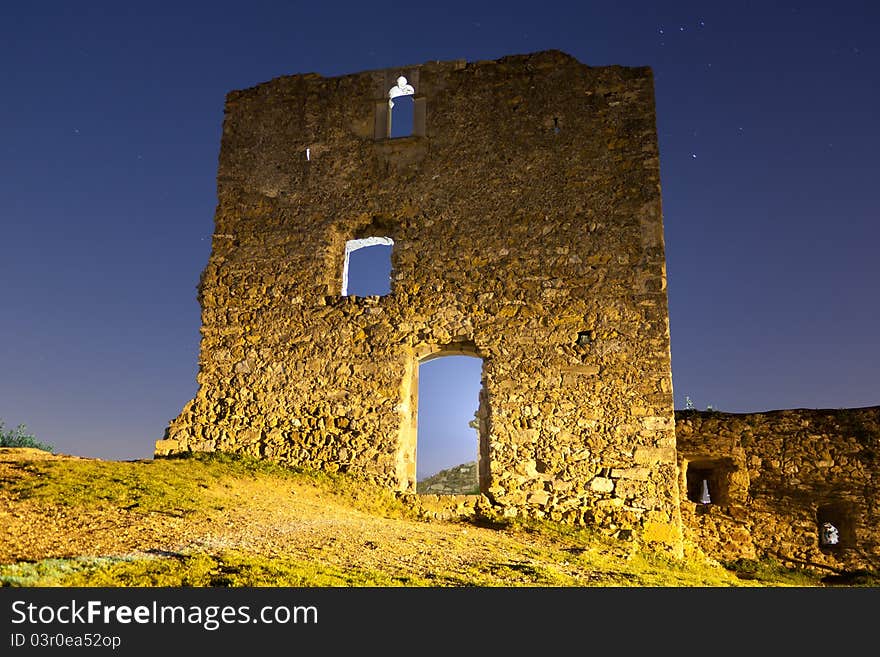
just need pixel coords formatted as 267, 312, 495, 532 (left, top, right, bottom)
156, 50, 682, 551
676, 407, 880, 573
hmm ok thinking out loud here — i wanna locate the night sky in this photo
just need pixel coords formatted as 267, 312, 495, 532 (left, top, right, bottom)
2, 1, 877, 468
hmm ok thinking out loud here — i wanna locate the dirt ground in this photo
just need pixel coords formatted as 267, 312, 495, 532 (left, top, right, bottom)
0, 448, 633, 584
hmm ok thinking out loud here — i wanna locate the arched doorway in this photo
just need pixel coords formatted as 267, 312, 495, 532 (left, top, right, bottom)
399, 343, 488, 495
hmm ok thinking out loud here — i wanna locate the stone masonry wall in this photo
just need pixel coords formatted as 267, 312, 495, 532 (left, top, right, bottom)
156, 50, 681, 552
676, 407, 880, 573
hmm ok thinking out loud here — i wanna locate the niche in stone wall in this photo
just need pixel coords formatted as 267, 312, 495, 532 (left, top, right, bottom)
685, 458, 736, 507
817, 502, 856, 551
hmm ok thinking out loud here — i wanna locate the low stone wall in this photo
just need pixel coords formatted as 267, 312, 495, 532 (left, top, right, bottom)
675, 407, 880, 573
400, 493, 483, 522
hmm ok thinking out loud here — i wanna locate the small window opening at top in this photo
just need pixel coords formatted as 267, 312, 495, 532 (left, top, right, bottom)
389, 76, 415, 138
342, 237, 393, 296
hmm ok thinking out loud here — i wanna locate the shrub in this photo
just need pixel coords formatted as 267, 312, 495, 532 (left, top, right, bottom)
0, 420, 54, 452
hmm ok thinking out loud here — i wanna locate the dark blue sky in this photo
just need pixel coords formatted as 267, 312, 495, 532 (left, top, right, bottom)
1, 1, 877, 463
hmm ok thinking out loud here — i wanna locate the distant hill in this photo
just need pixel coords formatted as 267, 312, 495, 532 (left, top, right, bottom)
417, 461, 478, 495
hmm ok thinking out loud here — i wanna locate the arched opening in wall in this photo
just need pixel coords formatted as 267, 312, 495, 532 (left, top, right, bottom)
388, 76, 415, 138
415, 352, 485, 495
685, 458, 734, 508
817, 502, 856, 551
389, 94, 414, 138
342, 237, 393, 296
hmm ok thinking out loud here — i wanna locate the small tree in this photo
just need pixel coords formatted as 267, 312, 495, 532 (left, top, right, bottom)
0, 419, 54, 452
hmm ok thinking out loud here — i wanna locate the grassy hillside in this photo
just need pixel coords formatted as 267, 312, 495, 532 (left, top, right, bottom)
0, 448, 857, 587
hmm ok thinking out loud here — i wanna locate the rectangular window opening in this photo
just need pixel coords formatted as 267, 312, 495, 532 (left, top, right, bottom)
685, 459, 733, 506
389, 95, 415, 138
342, 237, 393, 297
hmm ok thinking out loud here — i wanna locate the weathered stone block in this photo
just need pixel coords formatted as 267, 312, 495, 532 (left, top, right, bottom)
527, 491, 551, 506
590, 477, 615, 493
611, 467, 651, 480
614, 479, 642, 499
153, 439, 181, 456
633, 446, 676, 465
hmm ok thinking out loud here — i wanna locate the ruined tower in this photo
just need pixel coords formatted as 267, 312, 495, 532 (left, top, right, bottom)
157, 50, 682, 551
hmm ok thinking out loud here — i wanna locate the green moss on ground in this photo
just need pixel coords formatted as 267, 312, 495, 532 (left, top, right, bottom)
0, 452, 849, 588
